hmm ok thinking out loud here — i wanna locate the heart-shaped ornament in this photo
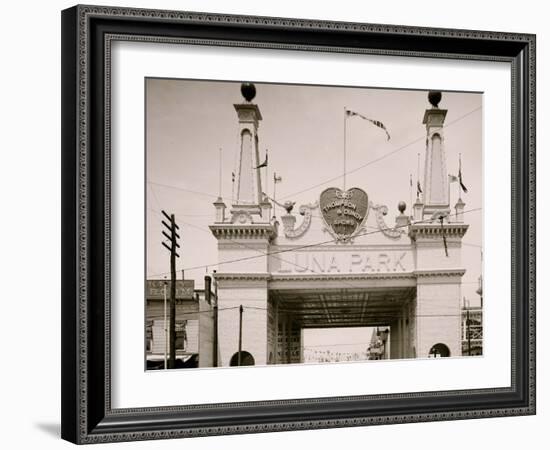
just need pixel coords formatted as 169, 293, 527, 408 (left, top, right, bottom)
319, 187, 369, 242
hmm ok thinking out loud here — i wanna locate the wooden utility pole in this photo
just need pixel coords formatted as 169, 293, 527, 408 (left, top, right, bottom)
238, 305, 243, 366
163, 280, 168, 370
161, 210, 180, 369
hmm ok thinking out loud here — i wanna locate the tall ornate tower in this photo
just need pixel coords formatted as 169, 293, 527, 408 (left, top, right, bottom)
409, 91, 469, 358
234, 84, 263, 207
209, 83, 276, 367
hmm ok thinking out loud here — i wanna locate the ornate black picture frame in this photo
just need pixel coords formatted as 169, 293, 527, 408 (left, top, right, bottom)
61, 4, 535, 444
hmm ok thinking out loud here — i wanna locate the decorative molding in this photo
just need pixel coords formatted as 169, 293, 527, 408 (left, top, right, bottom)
270, 272, 416, 282
231, 209, 253, 224
409, 223, 469, 240
81, 5, 535, 44
282, 202, 318, 238
371, 203, 405, 239
209, 224, 277, 240
414, 268, 466, 278
65, 5, 536, 443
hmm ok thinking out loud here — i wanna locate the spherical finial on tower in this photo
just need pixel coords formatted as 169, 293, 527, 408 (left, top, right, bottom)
398, 201, 407, 214
241, 83, 256, 102
428, 91, 442, 108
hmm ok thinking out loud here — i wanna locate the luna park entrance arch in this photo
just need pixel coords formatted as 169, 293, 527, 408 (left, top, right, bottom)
208, 85, 468, 367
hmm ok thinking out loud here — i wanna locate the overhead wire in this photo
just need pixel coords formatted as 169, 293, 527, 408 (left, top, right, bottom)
148, 206, 481, 277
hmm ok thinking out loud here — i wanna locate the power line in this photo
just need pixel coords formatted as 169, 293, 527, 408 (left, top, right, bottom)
145, 106, 481, 206
241, 305, 477, 317
148, 209, 483, 289
148, 213, 483, 320
163, 216, 323, 277
148, 206, 481, 277
462, 242, 483, 248
146, 304, 479, 320
279, 106, 482, 201
147, 180, 219, 199
148, 183, 162, 211
146, 306, 239, 319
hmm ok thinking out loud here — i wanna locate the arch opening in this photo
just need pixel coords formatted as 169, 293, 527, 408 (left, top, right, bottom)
428, 343, 450, 358
229, 351, 255, 366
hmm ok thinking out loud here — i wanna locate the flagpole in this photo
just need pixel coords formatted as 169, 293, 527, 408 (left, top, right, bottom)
409, 174, 413, 212
264, 149, 268, 201
218, 148, 222, 198
343, 106, 347, 191
231, 171, 235, 204
416, 153, 421, 200
273, 172, 277, 218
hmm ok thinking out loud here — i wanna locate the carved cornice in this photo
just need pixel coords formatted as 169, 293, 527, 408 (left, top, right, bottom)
414, 268, 466, 278
209, 224, 277, 240
234, 103, 263, 122
270, 272, 416, 282
409, 223, 469, 240
214, 269, 467, 283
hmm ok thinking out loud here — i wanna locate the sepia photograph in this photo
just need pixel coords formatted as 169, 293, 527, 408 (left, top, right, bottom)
144, 79, 483, 370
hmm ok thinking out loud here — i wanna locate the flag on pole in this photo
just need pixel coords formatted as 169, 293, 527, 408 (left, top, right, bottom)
417, 180, 423, 197
231, 172, 235, 183
274, 173, 282, 184
345, 109, 391, 140
458, 155, 468, 193
255, 149, 268, 169
449, 174, 458, 183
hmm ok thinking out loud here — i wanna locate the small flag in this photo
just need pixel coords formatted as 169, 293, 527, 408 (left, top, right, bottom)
255, 149, 268, 169
417, 180, 423, 196
346, 109, 391, 140
231, 172, 235, 183
274, 173, 282, 183
410, 174, 413, 187
449, 174, 458, 183
459, 156, 468, 193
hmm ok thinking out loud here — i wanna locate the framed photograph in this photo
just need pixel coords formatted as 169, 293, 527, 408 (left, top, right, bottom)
61, 5, 535, 444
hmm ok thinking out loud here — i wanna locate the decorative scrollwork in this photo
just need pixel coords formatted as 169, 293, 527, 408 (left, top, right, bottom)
370, 203, 405, 239
282, 202, 318, 238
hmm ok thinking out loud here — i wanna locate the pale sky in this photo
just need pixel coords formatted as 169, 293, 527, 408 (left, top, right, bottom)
145, 78, 484, 353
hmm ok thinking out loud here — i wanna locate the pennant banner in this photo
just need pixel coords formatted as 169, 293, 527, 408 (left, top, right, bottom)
346, 109, 391, 140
